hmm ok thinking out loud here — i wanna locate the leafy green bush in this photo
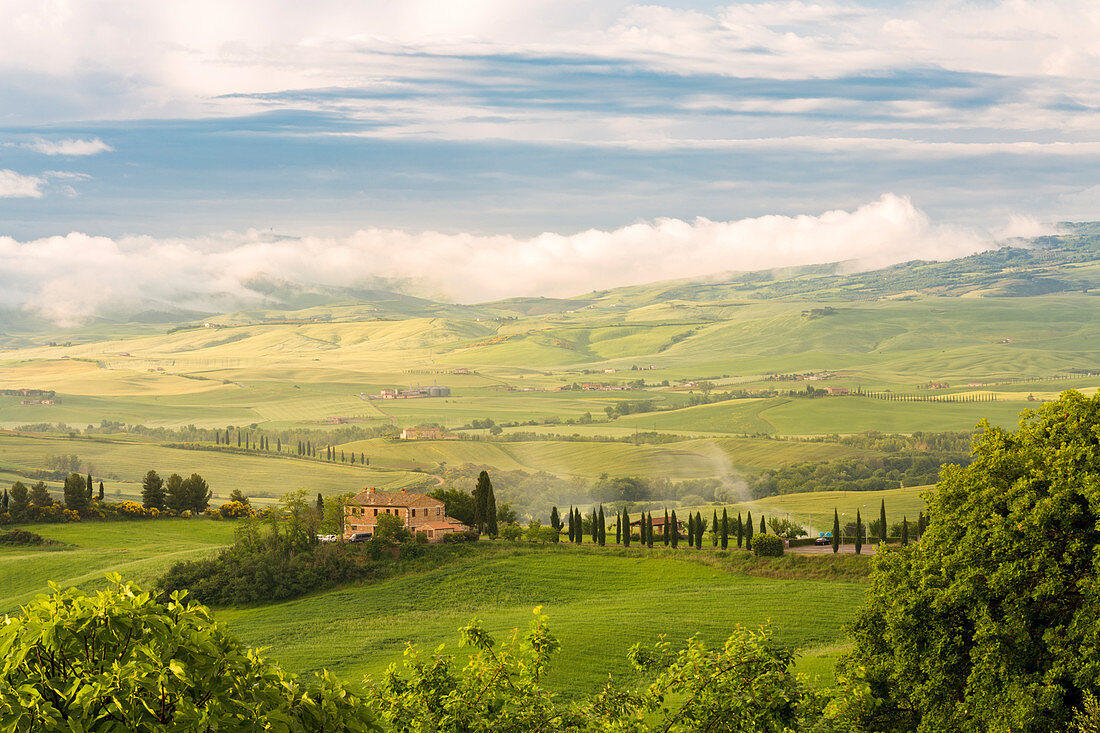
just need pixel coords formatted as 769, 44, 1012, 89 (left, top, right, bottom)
845, 391, 1100, 732
0, 528, 55, 546
0, 576, 378, 731
751, 533, 784, 557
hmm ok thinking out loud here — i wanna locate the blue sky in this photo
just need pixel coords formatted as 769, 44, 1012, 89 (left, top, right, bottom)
0, 0, 1098, 317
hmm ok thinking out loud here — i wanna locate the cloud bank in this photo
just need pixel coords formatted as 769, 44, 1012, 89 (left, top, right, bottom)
0, 194, 1042, 326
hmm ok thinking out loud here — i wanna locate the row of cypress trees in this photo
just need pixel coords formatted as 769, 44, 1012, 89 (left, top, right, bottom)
553, 505, 773, 550
827, 500, 927, 554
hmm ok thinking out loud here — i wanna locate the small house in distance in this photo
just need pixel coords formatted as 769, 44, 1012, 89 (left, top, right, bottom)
400, 427, 444, 440
344, 487, 468, 542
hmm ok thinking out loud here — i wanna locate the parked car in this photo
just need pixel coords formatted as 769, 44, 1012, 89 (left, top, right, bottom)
347, 532, 372, 543
316, 534, 339, 543
814, 535, 832, 546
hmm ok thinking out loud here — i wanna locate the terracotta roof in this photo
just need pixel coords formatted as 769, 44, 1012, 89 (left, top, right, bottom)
421, 520, 468, 531
348, 488, 444, 508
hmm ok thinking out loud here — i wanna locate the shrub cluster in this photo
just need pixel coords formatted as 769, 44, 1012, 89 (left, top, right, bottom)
751, 533, 784, 557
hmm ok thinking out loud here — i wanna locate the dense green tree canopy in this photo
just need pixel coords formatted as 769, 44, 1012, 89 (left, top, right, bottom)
845, 390, 1100, 732
0, 576, 378, 731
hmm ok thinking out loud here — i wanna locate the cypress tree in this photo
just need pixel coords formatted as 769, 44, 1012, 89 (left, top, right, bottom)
745, 511, 754, 548
1, 490, 7, 512
663, 509, 670, 546
316, 493, 324, 515
575, 508, 583, 544
695, 512, 704, 548
486, 484, 498, 538
670, 510, 679, 548
646, 513, 654, 548
855, 509, 863, 555
598, 505, 606, 546
351, 453, 356, 464
760, 514, 766, 535
720, 508, 728, 549
615, 514, 621, 544
361, 452, 365, 465
832, 508, 841, 554
737, 513, 743, 548
98, 481, 104, 501
237, 432, 241, 447
880, 499, 888, 544
623, 510, 631, 547
917, 511, 926, 539
277, 438, 281, 452
712, 510, 719, 547
901, 516, 909, 546
550, 506, 561, 534
687, 513, 695, 548
86, 473, 93, 500
567, 506, 575, 543
591, 508, 598, 544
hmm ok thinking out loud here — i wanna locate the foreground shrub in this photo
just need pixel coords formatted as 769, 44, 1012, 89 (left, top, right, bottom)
0, 576, 379, 731
0, 529, 55, 546
845, 390, 1100, 732
752, 533, 784, 557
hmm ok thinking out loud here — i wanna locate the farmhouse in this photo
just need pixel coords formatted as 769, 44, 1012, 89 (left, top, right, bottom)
824, 386, 849, 395
344, 487, 468, 542
400, 427, 444, 440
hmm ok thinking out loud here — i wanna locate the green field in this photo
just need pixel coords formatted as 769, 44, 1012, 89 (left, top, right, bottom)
0, 519, 236, 611
217, 547, 868, 694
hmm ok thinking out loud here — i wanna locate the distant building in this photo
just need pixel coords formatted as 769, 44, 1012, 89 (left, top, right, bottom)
400, 427, 444, 440
630, 515, 684, 537
373, 385, 451, 399
344, 487, 467, 542
825, 386, 850, 395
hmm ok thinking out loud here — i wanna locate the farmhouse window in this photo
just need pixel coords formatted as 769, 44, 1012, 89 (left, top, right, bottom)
412, 509, 416, 517
373, 508, 378, 516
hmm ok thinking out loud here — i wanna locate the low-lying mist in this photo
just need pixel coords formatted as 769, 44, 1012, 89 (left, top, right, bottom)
0, 193, 1051, 326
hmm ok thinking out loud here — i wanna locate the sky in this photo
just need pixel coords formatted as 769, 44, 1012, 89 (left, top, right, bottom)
0, 0, 1098, 318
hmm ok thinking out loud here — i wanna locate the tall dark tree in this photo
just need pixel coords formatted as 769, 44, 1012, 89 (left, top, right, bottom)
712, 510, 719, 547
591, 508, 598, 544
670, 510, 679, 548
164, 474, 187, 513
615, 514, 621, 544
646, 513, 654, 548
98, 481, 104, 501
880, 499, 888, 544
695, 512, 704, 548
64, 473, 89, 513
745, 511, 754, 548
737, 512, 743, 548
29, 481, 51, 507
760, 515, 766, 535
141, 470, 165, 511
486, 483, 499, 538
901, 516, 909, 546
181, 474, 211, 513
1, 489, 7, 512
720, 508, 729, 549
9, 482, 29, 517
574, 508, 582, 544
474, 471, 493, 535
316, 493, 324, 515
86, 473, 93, 500
687, 513, 695, 548
598, 505, 606, 546
277, 438, 281, 452
832, 509, 841, 554
550, 506, 561, 534
622, 510, 631, 547
917, 511, 926, 539
854, 509, 863, 555
567, 506, 575, 543
663, 509, 670, 546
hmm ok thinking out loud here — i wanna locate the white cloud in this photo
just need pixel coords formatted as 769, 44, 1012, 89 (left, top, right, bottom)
24, 138, 113, 156
0, 194, 1020, 326
0, 169, 44, 197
